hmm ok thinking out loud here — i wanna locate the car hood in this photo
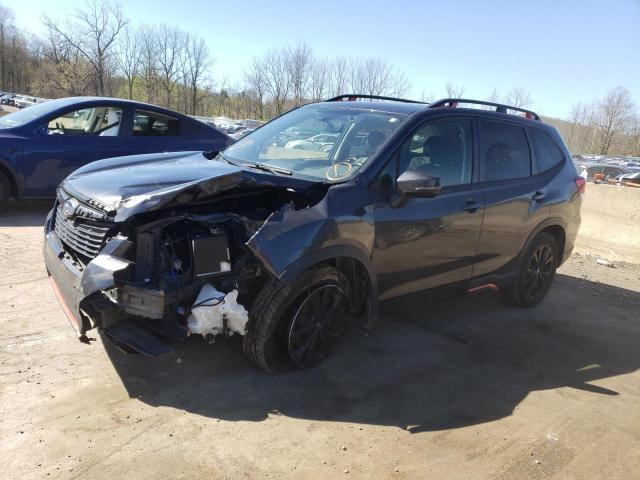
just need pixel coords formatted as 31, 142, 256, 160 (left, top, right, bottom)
61, 151, 318, 221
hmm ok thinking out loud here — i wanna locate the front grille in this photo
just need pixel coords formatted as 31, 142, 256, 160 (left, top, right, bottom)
54, 203, 112, 259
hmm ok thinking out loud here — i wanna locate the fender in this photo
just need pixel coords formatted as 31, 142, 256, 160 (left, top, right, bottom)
278, 244, 379, 330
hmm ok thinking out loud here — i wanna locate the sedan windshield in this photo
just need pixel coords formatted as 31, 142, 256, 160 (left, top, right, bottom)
222, 105, 407, 182
0, 101, 59, 128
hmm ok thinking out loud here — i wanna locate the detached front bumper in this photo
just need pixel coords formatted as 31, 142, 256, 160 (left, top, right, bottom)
43, 209, 89, 337
44, 210, 174, 355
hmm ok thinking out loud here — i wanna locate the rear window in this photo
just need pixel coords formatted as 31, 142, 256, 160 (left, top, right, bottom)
133, 109, 179, 136
528, 128, 564, 172
480, 120, 531, 181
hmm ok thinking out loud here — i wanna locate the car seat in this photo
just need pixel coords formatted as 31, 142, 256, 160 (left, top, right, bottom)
99, 110, 120, 136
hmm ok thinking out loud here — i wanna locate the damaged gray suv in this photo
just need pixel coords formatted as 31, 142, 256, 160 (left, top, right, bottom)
44, 95, 583, 372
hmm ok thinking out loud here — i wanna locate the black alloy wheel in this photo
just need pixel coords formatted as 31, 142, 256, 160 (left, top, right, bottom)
503, 232, 558, 307
523, 244, 555, 303
287, 284, 348, 369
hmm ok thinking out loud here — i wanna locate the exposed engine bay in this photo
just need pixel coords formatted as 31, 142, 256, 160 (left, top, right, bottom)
55, 181, 331, 356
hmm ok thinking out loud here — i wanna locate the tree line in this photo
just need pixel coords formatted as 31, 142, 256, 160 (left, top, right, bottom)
0, 0, 637, 156
563, 87, 639, 156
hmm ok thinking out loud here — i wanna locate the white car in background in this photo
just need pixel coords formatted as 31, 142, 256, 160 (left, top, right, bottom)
285, 133, 338, 151
14, 95, 38, 109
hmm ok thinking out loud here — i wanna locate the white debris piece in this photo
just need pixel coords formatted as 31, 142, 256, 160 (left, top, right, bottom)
596, 258, 615, 268
222, 290, 249, 335
187, 284, 249, 338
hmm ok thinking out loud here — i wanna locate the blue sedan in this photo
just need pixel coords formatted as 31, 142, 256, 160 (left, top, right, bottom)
0, 97, 232, 207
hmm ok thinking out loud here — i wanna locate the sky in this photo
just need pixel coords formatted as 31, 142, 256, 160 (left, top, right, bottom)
4, 0, 640, 118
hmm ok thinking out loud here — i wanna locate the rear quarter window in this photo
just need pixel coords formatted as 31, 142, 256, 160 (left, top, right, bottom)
528, 128, 564, 173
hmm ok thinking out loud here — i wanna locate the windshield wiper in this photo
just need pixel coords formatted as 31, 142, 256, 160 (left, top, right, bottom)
215, 153, 292, 175
244, 162, 292, 176
214, 151, 242, 167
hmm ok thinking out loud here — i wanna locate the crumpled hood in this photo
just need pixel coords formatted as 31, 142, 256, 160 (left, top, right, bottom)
61, 150, 318, 221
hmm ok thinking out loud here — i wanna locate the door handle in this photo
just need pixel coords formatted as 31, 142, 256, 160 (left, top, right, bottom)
462, 199, 481, 213
532, 191, 547, 201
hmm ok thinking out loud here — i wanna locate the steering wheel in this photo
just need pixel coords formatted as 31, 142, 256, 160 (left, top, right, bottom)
326, 162, 354, 181
49, 121, 65, 135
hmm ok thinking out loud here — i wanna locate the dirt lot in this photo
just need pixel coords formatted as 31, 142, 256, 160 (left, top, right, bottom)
1, 185, 639, 480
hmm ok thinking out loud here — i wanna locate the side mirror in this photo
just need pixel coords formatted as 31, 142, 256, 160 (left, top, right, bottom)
397, 170, 441, 198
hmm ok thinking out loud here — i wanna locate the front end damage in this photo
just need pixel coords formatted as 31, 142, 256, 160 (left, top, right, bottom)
44, 173, 331, 356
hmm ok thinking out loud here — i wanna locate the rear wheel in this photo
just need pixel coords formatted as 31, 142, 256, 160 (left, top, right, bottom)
243, 266, 349, 373
503, 232, 558, 307
0, 172, 11, 210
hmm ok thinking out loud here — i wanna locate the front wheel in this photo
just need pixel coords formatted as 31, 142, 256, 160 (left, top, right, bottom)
503, 232, 558, 307
243, 266, 349, 373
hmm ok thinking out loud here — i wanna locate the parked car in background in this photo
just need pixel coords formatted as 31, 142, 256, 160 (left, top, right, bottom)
581, 164, 629, 183
616, 171, 640, 185
43, 94, 583, 372
229, 128, 254, 140
285, 133, 339, 151
0, 96, 232, 208
0, 93, 16, 106
15, 96, 38, 109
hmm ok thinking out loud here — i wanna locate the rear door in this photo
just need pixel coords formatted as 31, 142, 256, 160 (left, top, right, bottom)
473, 119, 550, 277
21, 104, 126, 197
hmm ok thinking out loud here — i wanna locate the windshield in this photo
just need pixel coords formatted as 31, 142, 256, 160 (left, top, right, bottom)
0, 101, 58, 129
222, 105, 407, 182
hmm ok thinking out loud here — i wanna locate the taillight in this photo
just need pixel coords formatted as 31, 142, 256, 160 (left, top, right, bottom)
575, 177, 586, 194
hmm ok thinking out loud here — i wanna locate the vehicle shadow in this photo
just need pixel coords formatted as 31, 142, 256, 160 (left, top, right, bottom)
104, 273, 640, 433
0, 200, 51, 227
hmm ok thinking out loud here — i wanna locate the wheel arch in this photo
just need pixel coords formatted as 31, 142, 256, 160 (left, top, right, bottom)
521, 218, 567, 267
0, 158, 19, 198
278, 245, 379, 329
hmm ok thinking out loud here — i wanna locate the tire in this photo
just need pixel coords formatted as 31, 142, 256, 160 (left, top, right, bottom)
0, 172, 11, 211
243, 265, 349, 373
503, 232, 558, 307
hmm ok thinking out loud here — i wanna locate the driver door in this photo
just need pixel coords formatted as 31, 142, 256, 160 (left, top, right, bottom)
371, 116, 484, 300
21, 105, 125, 197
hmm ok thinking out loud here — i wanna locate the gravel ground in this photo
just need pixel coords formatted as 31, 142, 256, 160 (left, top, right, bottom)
1, 193, 639, 480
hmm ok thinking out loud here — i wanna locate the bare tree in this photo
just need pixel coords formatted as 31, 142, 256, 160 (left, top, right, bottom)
505, 87, 532, 108
446, 81, 465, 98
184, 33, 212, 115
567, 102, 585, 150
261, 47, 291, 115
42, 0, 127, 95
351, 58, 410, 97
308, 56, 329, 102
287, 42, 312, 107
138, 25, 158, 104
597, 86, 635, 155
39, 24, 93, 96
486, 87, 500, 103
419, 89, 435, 103
328, 56, 349, 97
155, 24, 184, 108
115, 24, 142, 99
244, 60, 266, 119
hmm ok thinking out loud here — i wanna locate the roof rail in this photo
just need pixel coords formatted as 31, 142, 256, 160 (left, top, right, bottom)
429, 98, 541, 121
325, 94, 427, 104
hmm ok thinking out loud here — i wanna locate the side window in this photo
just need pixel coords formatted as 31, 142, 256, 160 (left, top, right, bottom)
480, 120, 531, 181
47, 106, 122, 136
528, 128, 564, 172
133, 110, 179, 136
397, 118, 473, 187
